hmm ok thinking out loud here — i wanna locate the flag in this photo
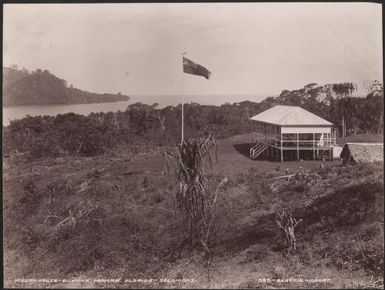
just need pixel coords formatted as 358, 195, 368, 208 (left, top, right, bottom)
183, 57, 211, 79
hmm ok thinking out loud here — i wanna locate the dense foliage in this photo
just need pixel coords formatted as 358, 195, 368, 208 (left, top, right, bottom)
3, 66, 129, 106
3, 80, 383, 160
277, 81, 383, 135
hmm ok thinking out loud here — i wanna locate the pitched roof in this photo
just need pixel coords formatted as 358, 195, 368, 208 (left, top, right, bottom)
341, 143, 383, 164
250, 105, 333, 126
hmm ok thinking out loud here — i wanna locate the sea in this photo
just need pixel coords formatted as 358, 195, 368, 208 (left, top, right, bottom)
3, 94, 269, 126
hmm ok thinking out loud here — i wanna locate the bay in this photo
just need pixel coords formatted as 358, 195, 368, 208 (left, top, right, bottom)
3, 94, 268, 126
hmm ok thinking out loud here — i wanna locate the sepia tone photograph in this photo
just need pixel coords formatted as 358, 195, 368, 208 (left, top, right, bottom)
2, 2, 384, 289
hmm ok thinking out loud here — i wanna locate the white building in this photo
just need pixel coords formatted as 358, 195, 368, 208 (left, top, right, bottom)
249, 105, 338, 162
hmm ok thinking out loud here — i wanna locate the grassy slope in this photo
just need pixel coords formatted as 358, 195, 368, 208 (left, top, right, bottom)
3, 133, 384, 289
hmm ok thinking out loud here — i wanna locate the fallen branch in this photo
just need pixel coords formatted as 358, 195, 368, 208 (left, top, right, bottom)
274, 174, 296, 180
43, 215, 61, 224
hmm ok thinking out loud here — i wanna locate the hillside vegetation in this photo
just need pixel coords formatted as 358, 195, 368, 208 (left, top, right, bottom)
3, 80, 383, 161
3, 66, 129, 106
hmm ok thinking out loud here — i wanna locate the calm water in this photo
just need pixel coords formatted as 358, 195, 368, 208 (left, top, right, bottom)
3, 94, 268, 126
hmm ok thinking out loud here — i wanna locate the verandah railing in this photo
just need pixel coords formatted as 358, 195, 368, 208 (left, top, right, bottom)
259, 135, 337, 148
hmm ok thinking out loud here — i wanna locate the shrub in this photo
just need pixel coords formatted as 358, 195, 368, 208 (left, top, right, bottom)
167, 136, 227, 262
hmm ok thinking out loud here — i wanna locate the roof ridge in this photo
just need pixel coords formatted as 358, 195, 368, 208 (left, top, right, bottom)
277, 106, 297, 124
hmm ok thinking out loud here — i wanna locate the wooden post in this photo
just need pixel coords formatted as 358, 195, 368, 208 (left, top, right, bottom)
280, 133, 283, 163
329, 131, 332, 161
313, 133, 315, 161
342, 114, 346, 145
276, 148, 278, 161
297, 133, 299, 160
264, 123, 266, 137
181, 53, 186, 143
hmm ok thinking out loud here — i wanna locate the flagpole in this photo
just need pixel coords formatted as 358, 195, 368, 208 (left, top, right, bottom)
181, 52, 186, 143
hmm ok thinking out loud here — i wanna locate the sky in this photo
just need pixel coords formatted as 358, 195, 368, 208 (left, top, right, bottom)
3, 3, 383, 98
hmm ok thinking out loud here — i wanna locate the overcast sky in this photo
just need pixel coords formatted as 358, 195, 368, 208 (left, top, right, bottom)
3, 3, 383, 97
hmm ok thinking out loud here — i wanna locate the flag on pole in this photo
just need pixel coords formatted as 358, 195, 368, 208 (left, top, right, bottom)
183, 57, 211, 79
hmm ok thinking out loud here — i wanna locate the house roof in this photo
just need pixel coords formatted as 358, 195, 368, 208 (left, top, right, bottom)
341, 143, 383, 164
250, 105, 333, 126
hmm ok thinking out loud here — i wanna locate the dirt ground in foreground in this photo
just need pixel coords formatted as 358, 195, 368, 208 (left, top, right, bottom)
3, 133, 383, 289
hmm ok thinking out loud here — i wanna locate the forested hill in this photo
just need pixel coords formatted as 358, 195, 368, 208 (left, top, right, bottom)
266, 81, 383, 135
3, 67, 129, 106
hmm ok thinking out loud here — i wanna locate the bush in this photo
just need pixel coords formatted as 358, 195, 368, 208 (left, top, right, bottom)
243, 169, 272, 204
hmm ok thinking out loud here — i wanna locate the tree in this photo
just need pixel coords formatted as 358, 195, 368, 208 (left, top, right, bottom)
126, 102, 157, 134
155, 110, 166, 131
368, 80, 383, 97
367, 80, 384, 134
331, 82, 356, 143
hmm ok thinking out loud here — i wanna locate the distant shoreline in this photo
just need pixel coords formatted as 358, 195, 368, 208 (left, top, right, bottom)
3, 94, 272, 108
3, 98, 129, 108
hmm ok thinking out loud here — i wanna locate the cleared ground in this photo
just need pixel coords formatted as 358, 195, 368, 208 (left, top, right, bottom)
3, 133, 383, 289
